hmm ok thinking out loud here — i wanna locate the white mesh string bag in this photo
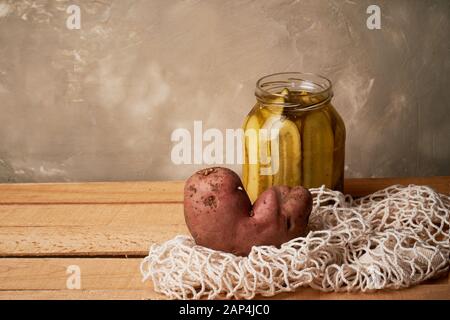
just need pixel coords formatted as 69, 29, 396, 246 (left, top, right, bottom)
140, 185, 450, 299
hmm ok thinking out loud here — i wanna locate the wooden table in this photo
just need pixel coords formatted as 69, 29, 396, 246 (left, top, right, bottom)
0, 177, 449, 300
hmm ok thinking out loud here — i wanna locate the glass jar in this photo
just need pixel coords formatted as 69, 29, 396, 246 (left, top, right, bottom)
242, 72, 346, 203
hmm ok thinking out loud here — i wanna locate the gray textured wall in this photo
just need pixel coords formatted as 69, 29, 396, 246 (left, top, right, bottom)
0, 0, 449, 183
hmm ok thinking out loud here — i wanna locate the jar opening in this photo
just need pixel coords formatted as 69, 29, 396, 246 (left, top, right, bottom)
255, 72, 333, 109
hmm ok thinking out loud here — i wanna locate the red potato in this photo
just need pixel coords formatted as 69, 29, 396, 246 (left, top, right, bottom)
184, 167, 312, 256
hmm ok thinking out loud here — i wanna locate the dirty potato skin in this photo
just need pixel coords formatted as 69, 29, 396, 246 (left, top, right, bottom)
184, 167, 313, 256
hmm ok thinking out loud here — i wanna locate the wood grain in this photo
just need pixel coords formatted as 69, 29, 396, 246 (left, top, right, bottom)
344, 176, 450, 197
0, 203, 183, 227
0, 181, 184, 204
1, 177, 448, 205
0, 259, 447, 300
0, 290, 154, 300
0, 203, 187, 256
0, 258, 149, 290
1, 285, 449, 300
0, 226, 188, 256
0, 177, 448, 300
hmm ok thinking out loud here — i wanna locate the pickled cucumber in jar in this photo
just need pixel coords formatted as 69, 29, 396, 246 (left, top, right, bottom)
242, 72, 345, 203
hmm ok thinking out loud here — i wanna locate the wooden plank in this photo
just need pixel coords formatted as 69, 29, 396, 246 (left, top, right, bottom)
1, 177, 449, 256
1, 285, 448, 300
268, 284, 450, 300
0, 225, 188, 256
0, 203, 187, 256
0, 258, 148, 290
3, 258, 445, 292
0, 181, 184, 204
0, 290, 155, 300
0, 203, 183, 227
344, 176, 450, 197
0, 258, 160, 300
0, 177, 449, 205
0, 259, 447, 300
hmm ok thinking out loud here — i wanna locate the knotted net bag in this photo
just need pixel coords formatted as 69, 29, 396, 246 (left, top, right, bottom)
140, 185, 450, 299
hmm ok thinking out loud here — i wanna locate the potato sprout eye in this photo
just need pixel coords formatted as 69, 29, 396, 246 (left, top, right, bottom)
237, 186, 243, 191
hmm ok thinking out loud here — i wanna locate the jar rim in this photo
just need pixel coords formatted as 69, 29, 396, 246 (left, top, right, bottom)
255, 72, 333, 107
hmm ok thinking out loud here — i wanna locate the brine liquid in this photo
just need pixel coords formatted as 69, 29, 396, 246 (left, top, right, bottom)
242, 90, 346, 203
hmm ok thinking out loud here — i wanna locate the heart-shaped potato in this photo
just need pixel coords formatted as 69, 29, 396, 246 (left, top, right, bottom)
184, 167, 312, 256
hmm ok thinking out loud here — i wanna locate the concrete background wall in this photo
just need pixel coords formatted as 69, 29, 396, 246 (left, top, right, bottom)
0, 0, 449, 183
